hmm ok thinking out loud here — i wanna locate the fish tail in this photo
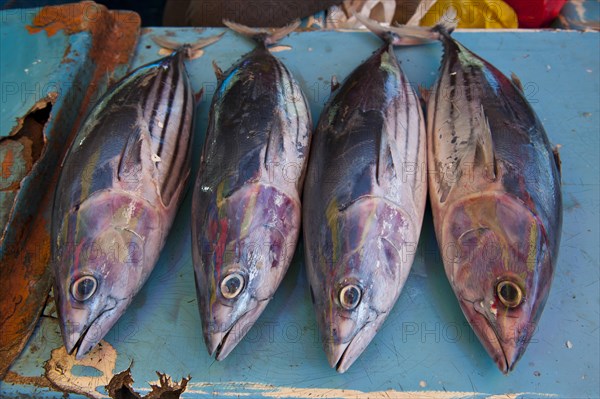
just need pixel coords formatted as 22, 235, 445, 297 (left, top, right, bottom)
429, 7, 460, 56
429, 5, 459, 50
222, 19, 300, 47
355, 3, 459, 46
354, 13, 438, 46
152, 32, 225, 58
430, 7, 458, 38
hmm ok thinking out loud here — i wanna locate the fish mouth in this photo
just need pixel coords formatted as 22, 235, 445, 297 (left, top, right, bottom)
464, 298, 524, 374
488, 327, 523, 374
63, 307, 115, 360
326, 321, 377, 373
205, 298, 270, 361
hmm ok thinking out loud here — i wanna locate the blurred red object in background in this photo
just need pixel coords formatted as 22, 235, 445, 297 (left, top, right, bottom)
504, 0, 567, 28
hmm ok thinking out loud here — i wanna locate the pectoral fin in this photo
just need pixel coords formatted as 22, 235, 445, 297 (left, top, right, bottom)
117, 127, 142, 182
475, 105, 497, 181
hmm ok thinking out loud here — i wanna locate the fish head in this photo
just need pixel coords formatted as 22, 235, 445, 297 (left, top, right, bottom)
442, 192, 554, 373
193, 185, 300, 360
53, 191, 159, 359
314, 199, 412, 373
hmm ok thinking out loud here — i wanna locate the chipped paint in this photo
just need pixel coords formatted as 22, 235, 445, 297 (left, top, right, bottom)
107, 369, 191, 399
2, 370, 54, 389
149, 382, 559, 399
269, 45, 292, 53
26, 2, 139, 68
486, 395, 557, 399
44, 341, 117, 399
0, 96, 54, 236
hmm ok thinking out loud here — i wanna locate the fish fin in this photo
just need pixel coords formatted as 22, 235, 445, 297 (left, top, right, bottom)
152, 36, 181, 51
330, 75, 340, 93
380, 237, 402, 279
355, 13, 438, 46
406, 0, 439, 26
376, 128, 396, 187
212, 60, 225, 84
117, 127, 143, 182
553, 144, 562, 179
432, 6, 459, 35
188, 32, 225, 52
418, 84, 430, 103
475, 105, 497, 181
354, 5, 456, 45
223, 19, 300, 46
418, 85, 430, 112
152, 32, 223, 58
195, 87, 204, 103
510, 72, 524, 93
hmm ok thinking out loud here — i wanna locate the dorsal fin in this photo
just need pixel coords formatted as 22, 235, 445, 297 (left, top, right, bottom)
477, 105, 497, 181
418, 84, 431, 103
222, 19, 300, 47
553, 144, 562, 179
510, 72, 524, 93
330, 75, 340, 93
212, 60, 225, 85
194, 87, 204, 104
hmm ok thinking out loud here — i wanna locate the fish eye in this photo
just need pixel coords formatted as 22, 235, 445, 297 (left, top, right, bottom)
71, 276, 98, 302
339, 284, 362, 310
496, 280, 523, 308
220, 273, 245, 299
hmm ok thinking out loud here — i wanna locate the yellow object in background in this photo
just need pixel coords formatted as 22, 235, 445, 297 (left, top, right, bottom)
420, 0, 519, 28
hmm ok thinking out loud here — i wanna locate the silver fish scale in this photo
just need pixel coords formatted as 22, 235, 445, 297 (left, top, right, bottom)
140, 54, 194, 206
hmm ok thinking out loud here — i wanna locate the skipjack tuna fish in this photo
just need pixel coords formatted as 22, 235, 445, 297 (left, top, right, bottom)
409, 23, 562, 373
192, 21, 311, 360
51, 34, 222, 358
302, 16, 428, 373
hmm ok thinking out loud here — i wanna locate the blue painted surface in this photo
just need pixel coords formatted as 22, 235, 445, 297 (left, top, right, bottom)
1, 27, 599, 398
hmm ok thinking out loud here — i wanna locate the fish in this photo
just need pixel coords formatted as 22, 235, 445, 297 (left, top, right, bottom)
302, 16, 428, 373
414, 23, 562, 373
51, 34, 222, 359
191, 21, 312, 360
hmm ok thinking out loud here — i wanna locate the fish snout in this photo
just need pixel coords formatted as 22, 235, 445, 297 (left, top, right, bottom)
59, 304, 120, 359
497, 340, 525, 374
324, 321, 378, 373
203, 298, 270, 361
463, 297, 532, 374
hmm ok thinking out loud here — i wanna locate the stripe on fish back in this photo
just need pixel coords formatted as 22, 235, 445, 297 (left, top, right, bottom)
361, 46, 423, 194
203, 48, 310, 196
320, 46, 424, 210
393, 62, 423, 190
141, 53, 194, 206
266, 56, 309, 169
429, 39, 499, 202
